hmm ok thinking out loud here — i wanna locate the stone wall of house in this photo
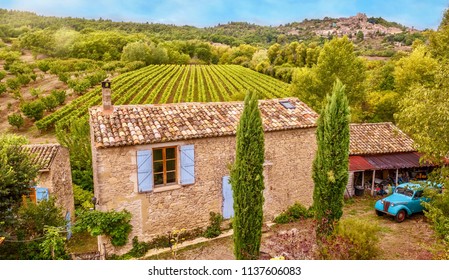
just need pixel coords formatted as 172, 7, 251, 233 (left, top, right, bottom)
36, 147, 75, 221
93, 127, 316, 255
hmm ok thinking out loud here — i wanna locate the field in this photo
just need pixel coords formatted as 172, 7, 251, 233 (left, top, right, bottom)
35, 64, 291, 130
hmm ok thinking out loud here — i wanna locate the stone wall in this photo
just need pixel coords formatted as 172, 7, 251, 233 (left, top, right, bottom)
92, 127, 316, 255
36, 147, 75, 221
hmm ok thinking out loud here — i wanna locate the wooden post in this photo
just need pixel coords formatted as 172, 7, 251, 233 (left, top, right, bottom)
362, 171, 365, 189
371, 170, 376, 196
395, 169, 399, 186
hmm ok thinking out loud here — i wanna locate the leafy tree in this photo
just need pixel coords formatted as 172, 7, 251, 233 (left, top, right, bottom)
21, 100, 46, 121
363, 90, 400, 122
40, 226, 69, 260
230, 91, 265, 260
121, 41, 151, 64
7, 113, 24, 130
291, 37, 366, 118
312, 80, 350, 237
56, 117, 93, 191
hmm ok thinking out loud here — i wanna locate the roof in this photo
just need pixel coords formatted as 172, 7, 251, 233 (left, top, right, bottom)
349, 122, 416, 155
349, 152, 432, 171
20, 144, 61, 171
89, 98, 319, 148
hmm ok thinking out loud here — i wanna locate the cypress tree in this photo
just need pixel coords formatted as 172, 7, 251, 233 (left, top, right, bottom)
231, 90, 265, 260
312, 79, 350, 237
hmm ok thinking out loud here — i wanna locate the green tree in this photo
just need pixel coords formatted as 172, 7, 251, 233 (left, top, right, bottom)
291, 37, 366, 119
42, 95, 59, 111
40, 226, 69, 260
7, 113, 24, 130
230, 91, 265, 260
312, 80, 350, 237
56, 117, 93, 191
21, 100, 46, 121
121, 41, 151, 64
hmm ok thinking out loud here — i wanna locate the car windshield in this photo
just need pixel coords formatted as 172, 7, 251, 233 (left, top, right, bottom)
395, 187, 414, 197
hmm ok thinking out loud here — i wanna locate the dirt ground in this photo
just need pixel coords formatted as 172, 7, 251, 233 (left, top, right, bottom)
146, 196, 445, 260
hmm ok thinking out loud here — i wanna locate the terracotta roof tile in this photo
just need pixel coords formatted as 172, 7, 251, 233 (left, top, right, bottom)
89, 98, 319, 148
20, 144, 60, 171
349, 123, 416, 155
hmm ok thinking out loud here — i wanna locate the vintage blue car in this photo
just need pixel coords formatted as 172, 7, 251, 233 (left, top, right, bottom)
374, 182, 439, 223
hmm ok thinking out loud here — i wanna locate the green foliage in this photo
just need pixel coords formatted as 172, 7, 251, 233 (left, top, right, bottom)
0, 82, 6, 95
274, 202, 313, 224
121, 41, 151, 64
30, 87, 43, 99
73, 184, 94, 211
0, 133, 37, 230
203, 212, 223, 238
364, 90, 400, 122
291, 37, 366, 116
40, 226, 70, 260
21, 100, 46, 121
56, 117, 93, 191
422, 187, 449, 242
7, 113, 24, 130
0, 70, 6, 80
319, 218, 381, 260
6, 77, 20, 90
231, 90, 265, 260
51, 89, 67, 105
42, 95, 59, 111
0, 197, 67, 260
74, 209, 132, 247
312, 80, 350, 237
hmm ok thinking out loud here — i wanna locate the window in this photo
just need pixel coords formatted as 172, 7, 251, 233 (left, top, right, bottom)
153, 147, 177, 186
137, 144, 195, 192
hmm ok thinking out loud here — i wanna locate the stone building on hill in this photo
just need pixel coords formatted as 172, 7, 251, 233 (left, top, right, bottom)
88, 83, 319, 254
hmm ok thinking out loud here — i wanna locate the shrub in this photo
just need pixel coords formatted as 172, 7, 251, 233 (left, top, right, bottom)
42, 95, 58, 111
17, 74, 31, 86
0, 70, 6, 80
0, 82, 6, 95
203, 212, 223, 238
274, 202, 313, 224
8, 113, 24, 130
51, 90, 66, 105
422, 188, 449, 243
6, 77, 20, 90
21, 100, 46, 121
73, 184, 93, 211
30, 87, 43, 99
74, 209, 132, 247
319, 218, 381, 260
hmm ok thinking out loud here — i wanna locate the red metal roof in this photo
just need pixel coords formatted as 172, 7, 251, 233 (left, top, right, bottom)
349, 156, 374, 171
349, 152, 431, 171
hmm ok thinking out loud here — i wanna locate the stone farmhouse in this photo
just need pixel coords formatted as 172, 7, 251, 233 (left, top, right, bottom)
347, 122, 434, 197
21, 144, 75, 223
88, 83, 319, 254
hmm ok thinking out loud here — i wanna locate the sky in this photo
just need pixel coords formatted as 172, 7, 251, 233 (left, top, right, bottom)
1, 0, 448, 30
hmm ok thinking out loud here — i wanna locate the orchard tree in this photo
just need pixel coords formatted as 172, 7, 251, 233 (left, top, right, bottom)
7, 113, 24, 130
231, 91, 265, 260
312, 80, 350, 238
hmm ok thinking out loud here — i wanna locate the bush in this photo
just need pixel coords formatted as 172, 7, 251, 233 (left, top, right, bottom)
8, 113, 24, 130
423, 188, 449, 243
6, 77, 20, 90
42, 95, 58, 111
0, 70, 6, 80
0, 82, 6, 95
274, 202, 313, 224
21, 100, 46, 121
319, 218, 381, 260
51, 90, 66, 105
203, 212, 223, 238
73, 184, 93, 211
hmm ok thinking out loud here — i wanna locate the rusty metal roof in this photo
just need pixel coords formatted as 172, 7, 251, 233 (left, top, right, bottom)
349, 152, 431, 171
89, 98, 319, 148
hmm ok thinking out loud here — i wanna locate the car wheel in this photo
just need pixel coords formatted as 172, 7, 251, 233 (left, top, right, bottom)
375, 210, 384, 216
395, 209, 406, 223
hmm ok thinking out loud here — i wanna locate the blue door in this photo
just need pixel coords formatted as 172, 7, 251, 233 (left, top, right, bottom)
65, 211, 72, 240
222, 176, 234, 219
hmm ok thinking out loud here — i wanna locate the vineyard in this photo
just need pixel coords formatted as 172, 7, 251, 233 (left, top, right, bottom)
35, 65, 291, 130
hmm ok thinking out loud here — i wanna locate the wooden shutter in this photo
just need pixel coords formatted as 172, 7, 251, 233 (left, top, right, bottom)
137, 150, 153, 192
36, 187, 49, 202
180, 145, 195, 185
66, 211, 72, 240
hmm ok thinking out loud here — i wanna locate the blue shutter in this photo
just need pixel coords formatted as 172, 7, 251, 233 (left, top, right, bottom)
66, 211, 72, 240
222, 176, 234, 219
180, 145, 195, 185
137, 150, 153, 192
36, 187, 49, 202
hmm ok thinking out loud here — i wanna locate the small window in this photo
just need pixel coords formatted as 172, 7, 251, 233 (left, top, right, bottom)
153, 147, 177, 187
279, 100, 295, 109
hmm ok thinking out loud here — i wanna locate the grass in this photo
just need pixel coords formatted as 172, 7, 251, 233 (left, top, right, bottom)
66, 231, 98, 254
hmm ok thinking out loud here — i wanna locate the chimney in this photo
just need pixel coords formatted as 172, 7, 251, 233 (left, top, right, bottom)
101, 79, 112, 113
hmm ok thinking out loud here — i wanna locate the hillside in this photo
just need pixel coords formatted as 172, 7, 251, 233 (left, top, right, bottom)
35, 65, 291, 130
0, 9, 422, 49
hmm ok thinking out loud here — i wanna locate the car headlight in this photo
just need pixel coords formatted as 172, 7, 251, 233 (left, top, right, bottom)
391, 203, 395, 207
380, 200, 384, 204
